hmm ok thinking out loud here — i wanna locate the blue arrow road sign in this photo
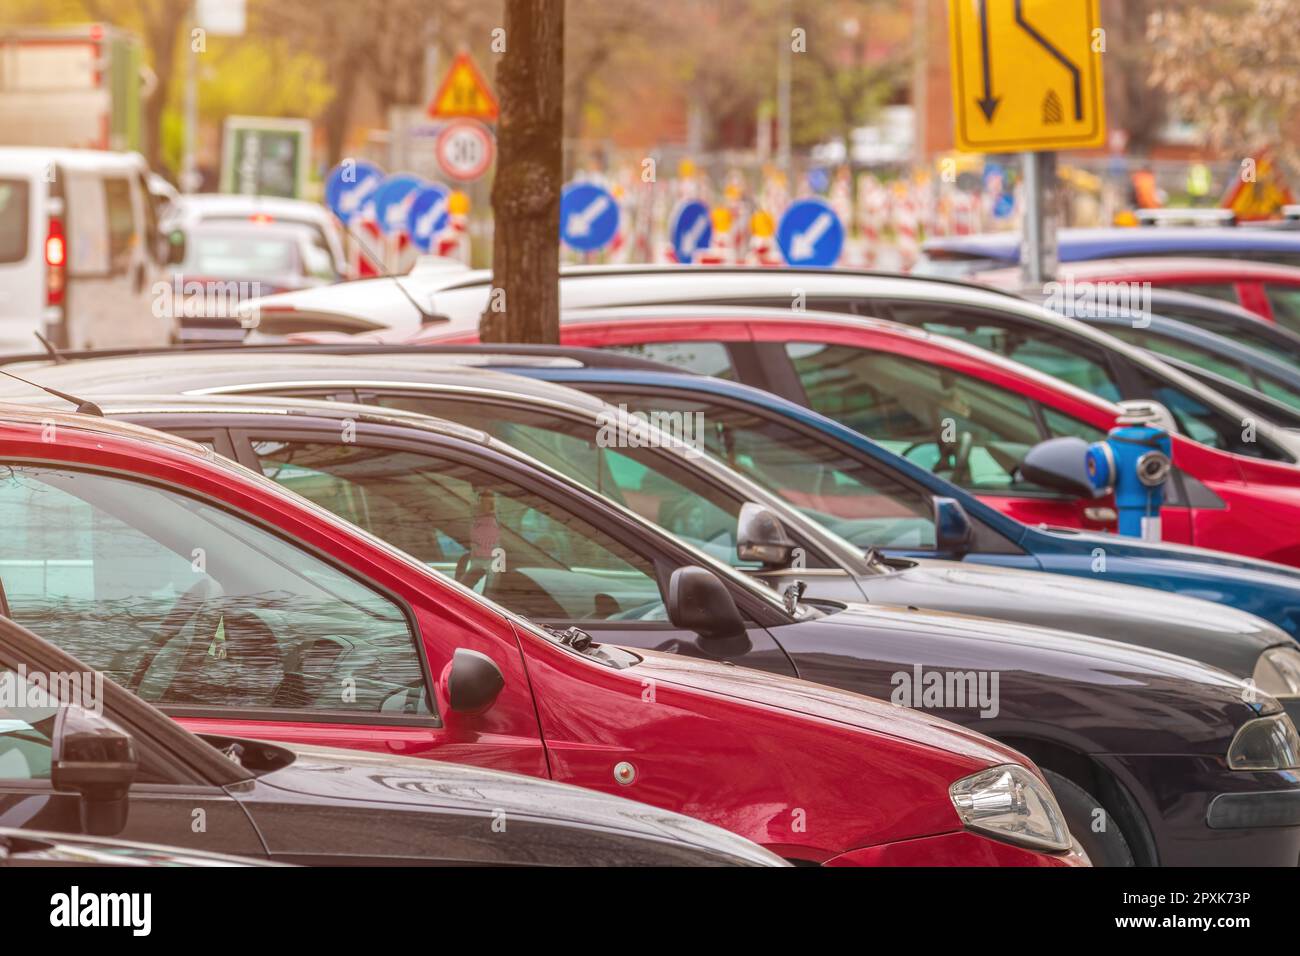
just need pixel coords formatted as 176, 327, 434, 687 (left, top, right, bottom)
777, 198, 844, 267
406, 183, 451, 251
325, 160, 384, 225
372, 173, 426, 237
669, 199, 712, 264
560, 182, 619, 252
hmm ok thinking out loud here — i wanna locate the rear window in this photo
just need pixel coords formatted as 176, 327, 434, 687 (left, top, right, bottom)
0, 179, 29, 263
184, 232, 299, 278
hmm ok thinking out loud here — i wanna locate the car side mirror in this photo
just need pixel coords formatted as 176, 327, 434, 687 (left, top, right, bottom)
1021, 437, 1100, 499
736, 502, 796, 568
163, 228, 186, 265
933, 497, 973, 555
440, 648, 505, 715
51, 707, 138, 837
667, 566, 746, 640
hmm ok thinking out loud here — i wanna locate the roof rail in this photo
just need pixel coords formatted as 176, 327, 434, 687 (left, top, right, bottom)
430, 263, 1026, 300
0, 341, 685, 373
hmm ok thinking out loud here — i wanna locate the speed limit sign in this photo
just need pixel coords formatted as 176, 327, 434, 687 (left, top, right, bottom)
435, 120, 495, 182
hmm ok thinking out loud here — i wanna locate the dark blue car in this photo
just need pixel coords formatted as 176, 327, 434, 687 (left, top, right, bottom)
917, 227, 1300, 277
509, 363, 1300, 642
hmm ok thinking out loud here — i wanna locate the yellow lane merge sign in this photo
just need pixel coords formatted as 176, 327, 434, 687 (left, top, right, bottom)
948, 0, 1106, 153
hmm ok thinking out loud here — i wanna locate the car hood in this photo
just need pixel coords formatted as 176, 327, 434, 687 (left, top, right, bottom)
866, 558, 1284, 678
252, 739, 784, 866
628, 646, 1034, 770
805, 599, 1252, 697
1035, 524, 1300, 579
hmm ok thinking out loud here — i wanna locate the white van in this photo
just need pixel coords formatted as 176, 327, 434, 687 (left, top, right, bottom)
0, 148, 178, 352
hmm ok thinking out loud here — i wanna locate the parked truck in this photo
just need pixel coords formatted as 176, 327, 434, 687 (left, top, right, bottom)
0, 24, 142, 152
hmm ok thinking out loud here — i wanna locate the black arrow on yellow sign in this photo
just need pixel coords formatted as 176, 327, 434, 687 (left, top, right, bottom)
976, 0, 1000, 121
1014, 0, 1083, 121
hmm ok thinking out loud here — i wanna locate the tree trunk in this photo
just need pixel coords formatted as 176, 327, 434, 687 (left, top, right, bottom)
480, 0, 565, 343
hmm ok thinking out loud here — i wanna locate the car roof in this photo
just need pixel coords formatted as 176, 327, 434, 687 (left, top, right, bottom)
922, 227, 1300, 262
180, 193, 333, 220
241, 265, 1024, 336
0, 351, 613, 413
0, 342, 683, 372
0, 146, 146, 175
979, 256, 1300, 286
6, 391, 496, 445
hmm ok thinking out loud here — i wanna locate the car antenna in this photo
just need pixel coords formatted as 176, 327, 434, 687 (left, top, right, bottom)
32, 331, 68, 364
342, 225, 439, 325
0, 369, 103, 416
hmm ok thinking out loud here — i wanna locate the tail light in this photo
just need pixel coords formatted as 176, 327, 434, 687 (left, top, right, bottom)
45, 216, 66, 307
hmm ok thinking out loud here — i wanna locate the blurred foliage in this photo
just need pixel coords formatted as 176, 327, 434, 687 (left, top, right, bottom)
1148, 0, 1300, 169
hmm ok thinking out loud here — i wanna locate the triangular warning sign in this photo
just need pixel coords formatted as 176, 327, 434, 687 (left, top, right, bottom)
428, 51, 499, 121
1222, 149, 1295, 222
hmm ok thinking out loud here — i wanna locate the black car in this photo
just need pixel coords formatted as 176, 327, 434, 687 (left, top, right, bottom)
0, 615, 785, 867
39, 390, 1300, 867
0, 827, 283, 867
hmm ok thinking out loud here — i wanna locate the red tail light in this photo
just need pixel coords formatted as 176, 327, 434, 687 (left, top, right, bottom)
45, 217, 66, 307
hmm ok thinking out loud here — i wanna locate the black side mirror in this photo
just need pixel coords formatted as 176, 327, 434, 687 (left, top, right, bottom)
1020, 437, 1099, 498
667, 566, 746, 640
51, 707, 137, 837
933, 497, 973, 556
442, 648, 505, 715
164, 228, 186, 265
736, 502, 796, 568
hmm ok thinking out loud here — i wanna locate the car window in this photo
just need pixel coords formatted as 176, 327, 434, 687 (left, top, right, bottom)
1132, 369, 1286, 460
1106, 326, 1256, 388
184, 231, 298, 277
363, 396, 809, 569
0, 667, 55, 781
785, 342, 1065, 494
0, 465, 431, 719
250, 439, 669, 623
0, 179, 29, 264
1041, 407, 1107, 442
1150, 307, 1299, 368
886, 303, 1123, 401
104, 177, 136, 273
1264, 285, 1300, 336
605, 341, 736, 379
1252, 372, 1300, 412
594, 390, 937, 550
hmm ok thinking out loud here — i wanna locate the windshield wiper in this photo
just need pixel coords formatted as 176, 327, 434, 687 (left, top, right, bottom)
543, 624, 594, 651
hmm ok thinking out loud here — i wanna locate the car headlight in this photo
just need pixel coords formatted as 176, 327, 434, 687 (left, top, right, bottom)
1253, 646, 1300, 698
1227, 713, 1300, 770
949, 764, 1072, 853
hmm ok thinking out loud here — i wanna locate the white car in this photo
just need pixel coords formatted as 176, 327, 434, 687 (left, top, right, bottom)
0, 147, 177, 352
165, 193, 348, 278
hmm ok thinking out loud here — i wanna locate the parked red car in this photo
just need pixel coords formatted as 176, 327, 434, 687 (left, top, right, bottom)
0, 405, 1085, 866
978, 257, 1300, 331
423, 308, 1300, 567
